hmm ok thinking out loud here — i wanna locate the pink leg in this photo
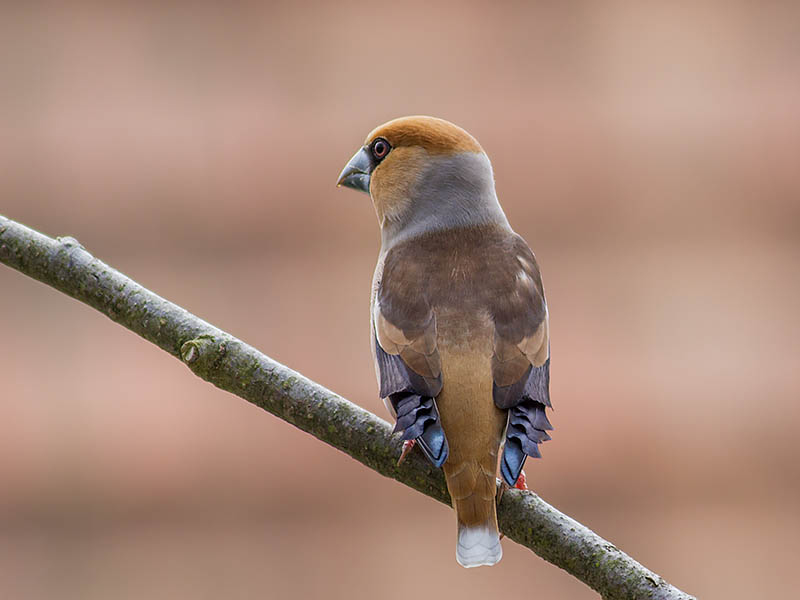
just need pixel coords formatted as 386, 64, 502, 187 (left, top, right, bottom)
397, 439, 416, 465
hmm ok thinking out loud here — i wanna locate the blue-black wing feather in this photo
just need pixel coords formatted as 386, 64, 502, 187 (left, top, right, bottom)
374, 335, 449, 468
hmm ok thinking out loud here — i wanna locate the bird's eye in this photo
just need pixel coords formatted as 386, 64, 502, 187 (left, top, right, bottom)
371, 138, 391, 160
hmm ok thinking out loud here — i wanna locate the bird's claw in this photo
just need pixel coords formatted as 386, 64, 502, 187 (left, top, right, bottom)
497, 480, 509, 503
397, 439, 416, 465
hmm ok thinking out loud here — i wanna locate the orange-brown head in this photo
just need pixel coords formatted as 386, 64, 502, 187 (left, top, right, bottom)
337, 116, 507, 241
364, 115, 483, 156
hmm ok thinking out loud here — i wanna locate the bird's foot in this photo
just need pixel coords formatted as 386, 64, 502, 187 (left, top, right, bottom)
397, 439, 416, 465
497, 469, 528, 504
497, 480, 509, 503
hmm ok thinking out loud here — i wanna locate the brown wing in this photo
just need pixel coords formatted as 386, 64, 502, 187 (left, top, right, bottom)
372, 250, 442, 399
372, 247, 447, 467
372, 238, 445, 398
490, 237, 550, 408
488, 236, 553, 486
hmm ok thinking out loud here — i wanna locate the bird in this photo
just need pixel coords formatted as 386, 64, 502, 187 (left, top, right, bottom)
337, 116, 552, 568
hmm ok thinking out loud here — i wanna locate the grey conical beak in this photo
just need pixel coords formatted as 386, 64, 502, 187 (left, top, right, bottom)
336, 146, 372, 194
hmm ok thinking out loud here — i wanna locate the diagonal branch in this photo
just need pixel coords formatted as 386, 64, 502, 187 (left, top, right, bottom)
0, 214, 695, 600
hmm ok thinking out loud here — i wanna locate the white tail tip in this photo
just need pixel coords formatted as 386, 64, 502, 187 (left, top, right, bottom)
456, 523, 503, 568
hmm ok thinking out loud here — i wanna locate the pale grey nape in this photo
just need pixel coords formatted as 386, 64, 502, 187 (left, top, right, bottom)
379, 151, 511, 250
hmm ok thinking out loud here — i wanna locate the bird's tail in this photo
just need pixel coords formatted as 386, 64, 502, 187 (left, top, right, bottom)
444, 460, 502, 568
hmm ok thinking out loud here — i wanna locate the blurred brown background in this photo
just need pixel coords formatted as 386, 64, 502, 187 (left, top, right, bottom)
1, 2, 799, 599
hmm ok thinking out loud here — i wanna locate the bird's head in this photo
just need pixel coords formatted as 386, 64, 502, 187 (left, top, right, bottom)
337, 116, 508, 244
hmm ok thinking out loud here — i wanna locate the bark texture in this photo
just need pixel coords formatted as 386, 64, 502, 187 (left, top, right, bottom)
0, 214, 695, 600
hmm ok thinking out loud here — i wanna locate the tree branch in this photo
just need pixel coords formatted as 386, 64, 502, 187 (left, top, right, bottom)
0, 214, 694, 600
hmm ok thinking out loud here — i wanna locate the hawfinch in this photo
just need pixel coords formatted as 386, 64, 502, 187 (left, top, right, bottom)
337, 116, 551, 568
